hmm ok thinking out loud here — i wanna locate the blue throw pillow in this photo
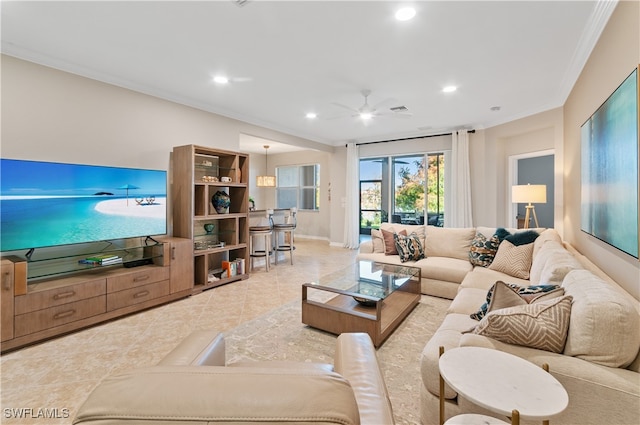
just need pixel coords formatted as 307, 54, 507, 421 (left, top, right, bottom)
505, 230, 539, 246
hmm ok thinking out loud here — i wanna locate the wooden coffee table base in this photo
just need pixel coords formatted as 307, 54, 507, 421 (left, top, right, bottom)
302, 281, 420, 347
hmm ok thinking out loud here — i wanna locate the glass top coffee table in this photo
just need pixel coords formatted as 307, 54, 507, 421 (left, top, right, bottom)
302, 260, 421, 347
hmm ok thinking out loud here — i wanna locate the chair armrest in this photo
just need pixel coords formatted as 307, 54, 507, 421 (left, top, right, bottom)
334, 333, 395, 425
157, 329, 225, 366
73, 366, 360, 425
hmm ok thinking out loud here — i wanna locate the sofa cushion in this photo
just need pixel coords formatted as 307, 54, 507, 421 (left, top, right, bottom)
447, 287, 489, 315
532, 228, 562, 258
562, 269, 640, 368
425, 226, 475, 260
370, 229, 385, 253
530, 240, 582, 285
460, 267, 530, 291
394, 232, 425, 262
468, 232, 500, 267
471, 295, 573, 353
470, 281, 563, 320
381, 228, 406, 255
421, 257, 473, 283
381, 222, 425, 247
488, 240, 534, 279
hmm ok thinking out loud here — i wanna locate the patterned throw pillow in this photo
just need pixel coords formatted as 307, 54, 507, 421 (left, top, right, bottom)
488, 240, 534, 279
472, 295, 573, 353
469, 232, 501, 267
393, 232, 425, 262
470, 281, 562, 320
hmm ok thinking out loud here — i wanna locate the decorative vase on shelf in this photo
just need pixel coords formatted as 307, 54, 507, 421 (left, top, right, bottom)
204, 223, 215, 234
212, 190, 231, 214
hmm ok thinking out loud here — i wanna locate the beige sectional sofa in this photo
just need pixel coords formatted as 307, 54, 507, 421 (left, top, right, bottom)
358, 224, 640, 425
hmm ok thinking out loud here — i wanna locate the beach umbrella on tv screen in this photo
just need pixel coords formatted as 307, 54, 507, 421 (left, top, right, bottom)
118, 184, 140, 206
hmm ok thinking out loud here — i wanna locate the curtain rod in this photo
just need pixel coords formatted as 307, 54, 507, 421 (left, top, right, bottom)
347, 129, 475, 147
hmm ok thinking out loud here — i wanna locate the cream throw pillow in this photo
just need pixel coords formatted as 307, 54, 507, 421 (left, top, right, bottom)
370, 229, 385, 253
488, 240, 534, 279
473, 295, 573, 353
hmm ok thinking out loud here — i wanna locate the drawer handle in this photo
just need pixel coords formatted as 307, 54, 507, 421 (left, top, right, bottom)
53, 310, 76, 320
133, 275, 150, 283
53, 291, 76, 300
2, 271, 10, 291
133, 290, 150, 299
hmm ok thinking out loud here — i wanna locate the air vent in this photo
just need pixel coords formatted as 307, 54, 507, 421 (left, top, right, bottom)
390, 105, 409, 112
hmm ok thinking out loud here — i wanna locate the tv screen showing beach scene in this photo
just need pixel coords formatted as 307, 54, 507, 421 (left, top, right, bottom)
0, 159, 167, 252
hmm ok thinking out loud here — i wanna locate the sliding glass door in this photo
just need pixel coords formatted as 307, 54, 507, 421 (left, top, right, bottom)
359, 153, 445, 233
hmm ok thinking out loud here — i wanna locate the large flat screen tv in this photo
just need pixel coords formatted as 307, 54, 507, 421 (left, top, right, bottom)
0, 159, 167, 252
581, 67, 638, 258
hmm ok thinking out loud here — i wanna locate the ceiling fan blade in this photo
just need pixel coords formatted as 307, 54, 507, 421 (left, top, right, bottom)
330, 102, 360, 113
371, 97, 396, 111
374, 111, 413, 119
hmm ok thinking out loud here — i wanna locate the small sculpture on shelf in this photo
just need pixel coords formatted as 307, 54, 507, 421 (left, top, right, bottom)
212, 190, 231, 214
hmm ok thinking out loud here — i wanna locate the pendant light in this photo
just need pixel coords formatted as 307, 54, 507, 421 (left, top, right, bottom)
256, 145, 276, 187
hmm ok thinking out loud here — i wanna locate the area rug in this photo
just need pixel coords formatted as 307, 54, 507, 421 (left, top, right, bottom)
226, 294, 451, 425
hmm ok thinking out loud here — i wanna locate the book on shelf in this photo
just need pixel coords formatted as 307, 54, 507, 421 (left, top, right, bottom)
79, 255, 123, 266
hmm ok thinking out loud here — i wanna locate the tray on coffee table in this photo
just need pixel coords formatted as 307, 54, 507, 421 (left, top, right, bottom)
302, 260, 421, 347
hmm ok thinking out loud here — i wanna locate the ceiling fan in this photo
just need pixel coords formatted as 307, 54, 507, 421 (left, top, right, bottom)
328, 89, 412, 121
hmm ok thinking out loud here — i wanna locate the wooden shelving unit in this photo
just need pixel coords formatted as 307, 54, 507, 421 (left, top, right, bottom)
172, 145, 250, 293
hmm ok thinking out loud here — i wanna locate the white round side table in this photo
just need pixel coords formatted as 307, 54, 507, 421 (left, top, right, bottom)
439, 346, 568, 425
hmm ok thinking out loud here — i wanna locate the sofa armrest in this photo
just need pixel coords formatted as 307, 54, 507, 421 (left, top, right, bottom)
334, 333, 395, 425
157, 329, 226, 366
359, 240, 374, 253
73, 365, 360, 425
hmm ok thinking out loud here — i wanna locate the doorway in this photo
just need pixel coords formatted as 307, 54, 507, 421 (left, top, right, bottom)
509, 150, 555, 228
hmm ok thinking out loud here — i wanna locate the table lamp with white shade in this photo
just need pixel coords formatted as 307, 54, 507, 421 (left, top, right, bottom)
512, 184, 547, 228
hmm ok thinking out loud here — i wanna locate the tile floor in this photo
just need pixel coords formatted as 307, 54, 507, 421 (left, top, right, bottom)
0, 239, 358, 424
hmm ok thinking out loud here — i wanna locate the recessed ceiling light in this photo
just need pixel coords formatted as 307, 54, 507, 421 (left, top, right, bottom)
442, 86, 457, 93
395, 7, 416, 21
213, 76, 229, 84
306, 112, 317, 119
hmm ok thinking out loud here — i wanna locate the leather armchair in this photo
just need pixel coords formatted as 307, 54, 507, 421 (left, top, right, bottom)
73, 330, 394, 424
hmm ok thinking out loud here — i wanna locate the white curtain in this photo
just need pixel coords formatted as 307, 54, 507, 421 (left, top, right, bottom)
447, 130, 474, 227
343, 143, 360, 249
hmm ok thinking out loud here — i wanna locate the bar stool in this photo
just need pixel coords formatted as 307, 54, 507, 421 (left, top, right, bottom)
249, 209, 274, 271
273, 207, 296, 265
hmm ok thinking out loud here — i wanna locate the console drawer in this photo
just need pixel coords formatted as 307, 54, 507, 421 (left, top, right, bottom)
107, 279, 170, 311
15, 278, 106, 315
106, 267, 169, 293
14, 296, 106, 337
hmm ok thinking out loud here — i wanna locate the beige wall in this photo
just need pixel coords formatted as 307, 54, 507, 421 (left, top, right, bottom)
478, 108, 564, 231
563, 0, 640, 299
249, 150, 332, 240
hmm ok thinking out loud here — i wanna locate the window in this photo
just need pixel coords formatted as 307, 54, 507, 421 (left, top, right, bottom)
276, 164, 320, 210
358, 152, 445, 232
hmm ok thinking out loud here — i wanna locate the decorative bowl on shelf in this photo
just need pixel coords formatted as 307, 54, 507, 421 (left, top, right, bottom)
204, 223, 215, 234
212, 190, 231, 214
